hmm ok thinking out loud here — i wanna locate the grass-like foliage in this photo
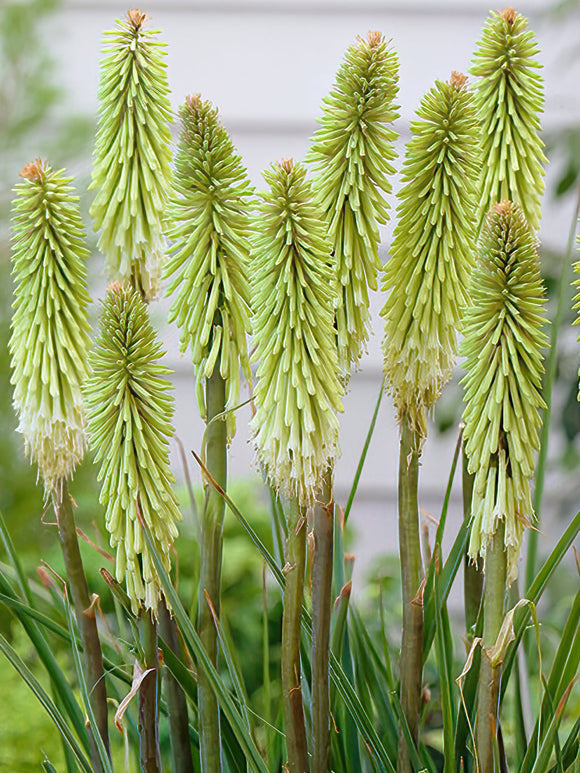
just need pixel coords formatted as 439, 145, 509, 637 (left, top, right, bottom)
307, 31, 399, 375
381, 73, 479, 434
251, 159, 343, 507
471, 8, 546, 233
9, 159, 92, 493
90, 10, 172, 300
84, 283, 181, 614
165, 94, 253, 439
462, 201, 547, 581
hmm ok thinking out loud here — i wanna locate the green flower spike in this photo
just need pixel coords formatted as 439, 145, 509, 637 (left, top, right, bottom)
471, 7, 546, 234
85, 283, 181, 614
251, 159, 343, 507
462, 201, 547, 582
306, 30, 399, 374
9, 159, 92, 493
90, 9, 172, 300
164, 94, 252, 438
381, 72, 480, 435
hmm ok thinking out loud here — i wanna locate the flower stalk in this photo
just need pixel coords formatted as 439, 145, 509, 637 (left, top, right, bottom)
381, 73, 479, 771
251, 159, 342, 771
476, 521, 507, 773
198, 367, 227, 773
311, 469, 334, 773
164, 94, 253, 773
281, 499, 309, 773
90, 9, 172, 299
461, 201, 547, 771
139, 610, 161, 773
9, 159, 110, 763
307, 33, 398, 768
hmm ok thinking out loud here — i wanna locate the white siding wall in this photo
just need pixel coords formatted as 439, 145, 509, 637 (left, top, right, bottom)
43, 0, 580, 584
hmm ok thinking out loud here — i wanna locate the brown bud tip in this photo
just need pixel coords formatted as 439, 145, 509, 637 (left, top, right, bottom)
365, 30, 384, 48
279, 158, 294, 174
100, 567, 117, 586
20, 158, 45, 182
494, 200, 513, 216
186, 93, 202, 111
502, 7, 517, 24
334, 581, 352, 610
450, 71, 468, 89
107, 281, 124, 296
127, 8, 147, 30
37, 566, 53, 588
344, 553, 355, 565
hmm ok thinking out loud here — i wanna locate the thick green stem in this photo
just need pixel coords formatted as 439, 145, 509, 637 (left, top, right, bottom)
476, 521, 507, 773
462, 448, 483, 637
52, 478, 109, 767
282, 498, 309, 773
159, 598, 195, 773
397, 418, 424, 773
198, 368, 227, 773
139, 610, 161, 773
311, 468, 334, 773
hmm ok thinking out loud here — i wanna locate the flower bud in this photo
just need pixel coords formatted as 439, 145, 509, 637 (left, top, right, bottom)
381, 74, 480, 434
471, 8, 546, 233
